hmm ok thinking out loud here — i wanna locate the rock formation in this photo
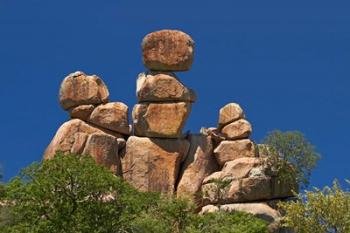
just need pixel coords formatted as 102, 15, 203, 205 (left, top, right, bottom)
44, 71, 129, 176
44, 29, 297, 232
200, 104, 297, 232
123, 30, 195, 195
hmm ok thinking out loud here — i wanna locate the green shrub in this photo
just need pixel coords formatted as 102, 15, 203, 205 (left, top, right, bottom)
279, 181, 350, 233
186, 211, 269, 233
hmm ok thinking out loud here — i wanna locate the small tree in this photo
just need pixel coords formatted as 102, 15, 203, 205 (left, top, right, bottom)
261, 130, 320, 188
279, 180, 350, 233
0, 153, 154, 233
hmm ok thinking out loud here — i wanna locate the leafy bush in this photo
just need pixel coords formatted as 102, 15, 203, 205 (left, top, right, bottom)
187, 211, 269, 233
130, 203, 269, 233
279, 181, 350, 233
130, 197, 195, 233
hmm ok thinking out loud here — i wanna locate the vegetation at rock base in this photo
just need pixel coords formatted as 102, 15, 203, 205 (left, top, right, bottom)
182, 211, 269, 233
0, 153, 268, 233
279, 180, 350, 233
261, 130, 321, 188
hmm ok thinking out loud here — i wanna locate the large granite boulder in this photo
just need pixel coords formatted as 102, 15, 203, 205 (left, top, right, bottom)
142, 30, 194, 71
59, 71, 109, 110
137, 72, 196, 103
221, 119, 252, 140
203, 157, 261, 184
43, 119, 122, 174
177, 134, 219, 202
122, 136, 190, 195
82, 133, 120, 175
88, 102, 130, 135
132, 102, 191, 138
218, 103, 244, 128
214, 139, 257, 166
201, 160, 297, 205
202, 176, 296, 205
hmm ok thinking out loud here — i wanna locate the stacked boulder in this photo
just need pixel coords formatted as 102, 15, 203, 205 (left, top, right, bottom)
44, 71, 130, 175
122, 30, 196, 195
199, 103, 297, 232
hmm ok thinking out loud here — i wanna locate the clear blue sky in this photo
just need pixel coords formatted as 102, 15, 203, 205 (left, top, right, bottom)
1, 0, 349, 189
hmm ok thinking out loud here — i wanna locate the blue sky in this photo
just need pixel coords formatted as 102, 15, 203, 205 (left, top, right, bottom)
0, 0, 349, 189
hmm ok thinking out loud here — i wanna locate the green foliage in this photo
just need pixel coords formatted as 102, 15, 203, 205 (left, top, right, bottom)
279, 180, 350, 233
131, 203, 269, 233
130, 197, 196, 233
0, 153, 269, 233
186, 211, 269, 233
0, 153, 153, 233
261, 130, 320, 188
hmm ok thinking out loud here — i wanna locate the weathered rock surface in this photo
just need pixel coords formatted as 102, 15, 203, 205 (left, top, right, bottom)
222, 203, 281, 223
218, 103, 244, 128
229, 176, 296, 203
122, 136, 190, 194
202, 176, 296, 205
44, 119, 121, 174
132, 102, 191, 138
142, 30, 194, 71
203, 157, 261, 184
202, 153, 297, 205
137, 72, 196, 103
200, 203, 281, 232
69, 104, 95, 121
82, 133, 120, 175
221, 119, 252, 140
59, 71, 109, 110
201, 203, 280, 223
177, 134, 218, 201
88, 102, 130, 135
214, 139, 257, 166
45, 119, 106, 159
70, 132, 89, 155
202, 177, 265, 204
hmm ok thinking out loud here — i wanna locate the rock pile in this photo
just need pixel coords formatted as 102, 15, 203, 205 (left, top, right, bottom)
199, 104, 297, 232
44, 71, 130, 175
122, 30, 195, 195
44, 30, 297, 232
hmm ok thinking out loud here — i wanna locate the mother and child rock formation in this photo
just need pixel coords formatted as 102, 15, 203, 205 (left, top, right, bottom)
44, 30, 297, 232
